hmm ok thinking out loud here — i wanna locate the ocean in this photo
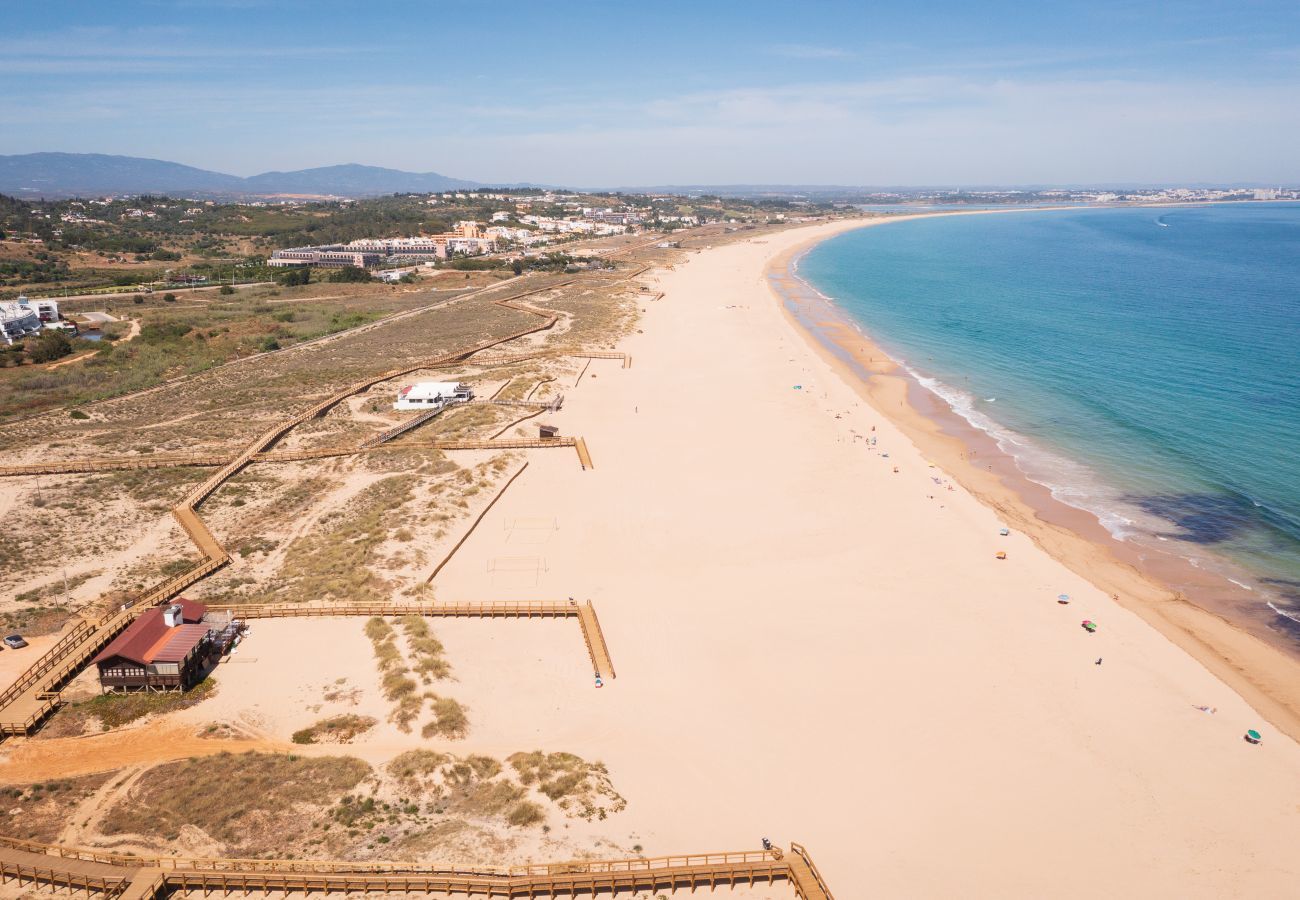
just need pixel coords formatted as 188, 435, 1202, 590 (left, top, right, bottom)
797, 204, 1300, 646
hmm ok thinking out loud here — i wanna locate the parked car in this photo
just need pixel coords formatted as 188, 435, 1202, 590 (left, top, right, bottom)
3, 635, 27, 649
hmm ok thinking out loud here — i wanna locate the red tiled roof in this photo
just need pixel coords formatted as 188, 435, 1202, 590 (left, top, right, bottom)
93, 599, 207, 667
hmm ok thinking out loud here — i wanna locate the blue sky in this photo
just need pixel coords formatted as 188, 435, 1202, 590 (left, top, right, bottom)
2, 0, 1298, 186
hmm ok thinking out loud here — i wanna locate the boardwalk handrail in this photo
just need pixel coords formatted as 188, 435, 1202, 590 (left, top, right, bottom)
220, 601, 580, 619
0, 834, 796, 882
790, 842, 836, 900
0, 620, 92, 707
514, 849, 776, 876
0, 437, 583, 478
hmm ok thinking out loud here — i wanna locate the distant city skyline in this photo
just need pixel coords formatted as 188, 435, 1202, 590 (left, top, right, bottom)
3, 0, 1298, 187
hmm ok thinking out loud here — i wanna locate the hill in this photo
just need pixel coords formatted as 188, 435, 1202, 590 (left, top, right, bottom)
0, 153, 481, 199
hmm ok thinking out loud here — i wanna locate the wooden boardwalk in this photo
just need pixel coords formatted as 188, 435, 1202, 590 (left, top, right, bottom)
217, 600, 617, 682
0, 437, 588, 477
0, 843, 135, 896
0, 606, 140, 735
575, 436, 594, 470
221, 601, 582, 620
577, 600, 616, 680
0, 834, 832, 898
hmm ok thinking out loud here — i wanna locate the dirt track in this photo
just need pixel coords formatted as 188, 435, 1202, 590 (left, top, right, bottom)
0, 725, 284, 783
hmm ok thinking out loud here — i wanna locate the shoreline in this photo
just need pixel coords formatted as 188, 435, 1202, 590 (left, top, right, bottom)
766, 212, 1300, 744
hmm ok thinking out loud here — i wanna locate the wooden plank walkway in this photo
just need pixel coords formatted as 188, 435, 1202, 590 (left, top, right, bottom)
0, 606, 141, 735
0, 834, 830, 898
160, 856, 785, 896
577, 600, 616, 680
117, 868, 166, 900
357, 402, 455, 448
213, 599, 617, 682
0, 437, 587, 477
0, 843, 134, 895
221, 601, 582, 620
787, 843, 836, 900
575, 436, 594, 470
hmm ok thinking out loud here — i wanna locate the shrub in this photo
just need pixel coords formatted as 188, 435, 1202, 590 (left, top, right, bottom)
328, 266, 372, 283
140, 322, 193, 343
291, 714, 376, 745
421, 697, 468, 739
364, 617, 392, 642
28, 330, 73, 363
277, 268, 310, 287
69, 409, 90, 420
162, 293, 176, 303
506, 801, 545, 826
133, 295, 144, 304
218, 284, 235, 295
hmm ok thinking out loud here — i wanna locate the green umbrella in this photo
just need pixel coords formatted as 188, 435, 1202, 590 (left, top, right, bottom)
1245, 729, 1262, 744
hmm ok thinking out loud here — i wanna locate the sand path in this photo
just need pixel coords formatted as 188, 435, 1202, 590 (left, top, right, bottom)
0, 725, 283, 783
428, 221, 1300, 897
57, 764, 147, 845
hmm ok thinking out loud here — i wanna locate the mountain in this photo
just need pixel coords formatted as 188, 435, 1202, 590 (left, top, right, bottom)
0, 153, 243, 198
242, 163, 479, 196
0, 153, 481, 199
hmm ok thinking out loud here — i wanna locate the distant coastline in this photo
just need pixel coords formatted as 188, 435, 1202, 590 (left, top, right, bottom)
765, 210, 1300, 743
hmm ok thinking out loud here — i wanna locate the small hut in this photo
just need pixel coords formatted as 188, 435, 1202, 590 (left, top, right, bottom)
538, 423, 560, 440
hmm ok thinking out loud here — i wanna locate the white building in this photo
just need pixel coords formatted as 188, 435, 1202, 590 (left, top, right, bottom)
394, 381, 474, 411
0, 301, 43, 345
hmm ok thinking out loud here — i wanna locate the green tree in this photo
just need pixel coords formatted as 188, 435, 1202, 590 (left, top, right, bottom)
511, 259, 523, 276
28, 330, 73, 363
328, 266, 372, 283
162, 293, 177, 303
218, 284, 235, 295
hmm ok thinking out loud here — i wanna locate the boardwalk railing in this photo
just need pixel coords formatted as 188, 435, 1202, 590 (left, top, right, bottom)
0, 834, 830, 898
207, 600, 616, 681
790, 842, 836, 900
0, 436, 585, 477
358, 402, 460, 448
0, 620, 92, 708
220, 601, 581, 620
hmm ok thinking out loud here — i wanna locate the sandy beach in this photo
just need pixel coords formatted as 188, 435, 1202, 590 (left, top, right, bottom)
425, 218, 1300, 896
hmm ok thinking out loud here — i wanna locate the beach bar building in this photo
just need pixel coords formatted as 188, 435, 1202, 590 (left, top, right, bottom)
394, 381, 473, 411
93, 599, 213, 693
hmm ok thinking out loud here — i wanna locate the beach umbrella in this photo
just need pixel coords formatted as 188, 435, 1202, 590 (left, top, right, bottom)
1058, 594, 1071, 604
1245, 729, 1262, 744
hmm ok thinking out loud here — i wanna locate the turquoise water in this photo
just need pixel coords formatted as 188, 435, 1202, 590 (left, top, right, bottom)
799, 204, 1300, 643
